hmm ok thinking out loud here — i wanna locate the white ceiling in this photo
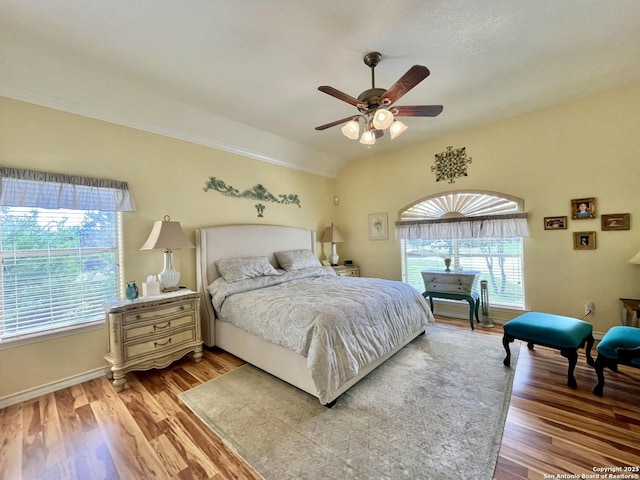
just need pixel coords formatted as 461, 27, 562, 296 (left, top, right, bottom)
2, 1, 640, 178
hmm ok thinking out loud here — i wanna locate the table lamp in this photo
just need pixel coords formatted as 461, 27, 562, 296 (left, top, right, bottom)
140, 215, 194, 291
322, 223, 344, 266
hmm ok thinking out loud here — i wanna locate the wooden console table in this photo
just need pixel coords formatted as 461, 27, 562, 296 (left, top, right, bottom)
421, 271, 480, 330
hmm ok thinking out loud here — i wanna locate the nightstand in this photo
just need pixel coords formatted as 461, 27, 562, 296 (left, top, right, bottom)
620, 298, 640, 327
332, 265, 360, 277
104, 289, 203, 391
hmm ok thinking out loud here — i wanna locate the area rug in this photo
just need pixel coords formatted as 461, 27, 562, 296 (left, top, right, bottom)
179, 326, 519, 480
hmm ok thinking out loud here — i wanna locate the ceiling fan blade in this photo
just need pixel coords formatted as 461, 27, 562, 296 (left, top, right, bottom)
315, 115, 359, 131
379, 65, 430, 106
392, 105, 443, 117
318, 86, 366, 108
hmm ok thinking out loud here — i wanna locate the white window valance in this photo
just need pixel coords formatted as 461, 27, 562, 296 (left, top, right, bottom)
0, 167, 136, 212
395, 213, 529, 240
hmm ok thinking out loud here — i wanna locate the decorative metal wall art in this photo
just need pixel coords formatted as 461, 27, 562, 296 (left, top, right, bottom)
204, 177, 301, 217
431, 146, 472, 184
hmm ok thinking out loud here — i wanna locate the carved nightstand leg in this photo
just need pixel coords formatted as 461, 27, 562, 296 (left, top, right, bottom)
112, 373, 127, 392
193, 346, 203, 363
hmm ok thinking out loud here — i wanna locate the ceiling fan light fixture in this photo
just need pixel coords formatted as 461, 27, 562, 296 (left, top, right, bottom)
359, 129, 376, 145
372, 108, 394, 130
389, 120, 408, 139
316, 52, 442, 145
341, 119, 360, 140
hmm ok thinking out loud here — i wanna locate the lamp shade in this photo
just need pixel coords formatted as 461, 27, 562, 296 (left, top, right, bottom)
140, 216, 194, 251
359, 130, 376, 145
389, 120, 408, 139
341, 120, 360, 140
373, 108, 394, 130
628, 250, 640, 264
322, 223, 344, 243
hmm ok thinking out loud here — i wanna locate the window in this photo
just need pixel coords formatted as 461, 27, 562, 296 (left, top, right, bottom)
396, 191, 528, 309
0, 208, 122, 340
0, 167, 135, 342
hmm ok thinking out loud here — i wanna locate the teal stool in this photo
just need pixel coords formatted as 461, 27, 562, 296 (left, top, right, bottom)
593, 326, 640, 396
503, 312, 594, 388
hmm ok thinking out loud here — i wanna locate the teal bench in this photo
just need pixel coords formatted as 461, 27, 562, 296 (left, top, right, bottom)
502, 312, 594, 388
422, 291, 480, 330
593, 326, 640, 396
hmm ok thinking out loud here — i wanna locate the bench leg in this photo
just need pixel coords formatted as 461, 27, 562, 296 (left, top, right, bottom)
593, 355, 606, 397
560, 348, 579, 389
502, 334, 514, 366
584, 333, 595, 367
592, 355, 618, 397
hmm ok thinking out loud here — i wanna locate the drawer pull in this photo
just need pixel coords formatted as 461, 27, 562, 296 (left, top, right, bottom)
136, 314, 141, 320
180, 306, 185, 311
154, 322, 171, 331
154, 338, 172, 348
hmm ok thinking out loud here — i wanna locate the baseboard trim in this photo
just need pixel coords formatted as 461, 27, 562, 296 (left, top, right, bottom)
0, 367, 106, 409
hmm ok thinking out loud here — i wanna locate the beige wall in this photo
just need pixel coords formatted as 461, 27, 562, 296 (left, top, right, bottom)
335, 83, 640, 335
0, 96, 335, 398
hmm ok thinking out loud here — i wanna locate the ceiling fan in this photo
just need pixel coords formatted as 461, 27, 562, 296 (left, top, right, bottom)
315, 52, 443, 145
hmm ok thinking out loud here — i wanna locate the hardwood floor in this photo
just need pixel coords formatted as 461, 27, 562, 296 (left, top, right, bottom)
1, 317, 639, 480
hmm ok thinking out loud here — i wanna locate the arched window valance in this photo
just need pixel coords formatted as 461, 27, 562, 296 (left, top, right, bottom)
395, 190, 529, 240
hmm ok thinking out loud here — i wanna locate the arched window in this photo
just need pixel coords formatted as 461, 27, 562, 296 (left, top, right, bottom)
396, 190, 528, 309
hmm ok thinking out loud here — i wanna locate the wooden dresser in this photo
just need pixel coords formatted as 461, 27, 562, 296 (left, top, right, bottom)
104, 289, 203, 391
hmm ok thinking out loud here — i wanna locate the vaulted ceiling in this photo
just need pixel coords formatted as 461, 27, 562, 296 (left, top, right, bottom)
2, 1, 640, 178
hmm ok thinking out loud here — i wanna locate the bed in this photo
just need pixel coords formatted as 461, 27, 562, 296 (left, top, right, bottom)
195, 224, 434, 405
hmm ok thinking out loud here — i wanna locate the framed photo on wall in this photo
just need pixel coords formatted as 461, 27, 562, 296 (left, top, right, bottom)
571, 197, 596, 219
601, 213, 630, 231
368, 212, 389, 240
544, 216, 567, 230
573, 231, 596, 250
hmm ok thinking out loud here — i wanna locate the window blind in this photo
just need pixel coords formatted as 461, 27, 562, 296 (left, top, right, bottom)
0, 168, 131, 342
0, 207, 122, 341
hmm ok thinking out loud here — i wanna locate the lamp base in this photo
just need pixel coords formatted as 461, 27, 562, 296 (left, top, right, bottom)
329, 243, 339, 266
158, 249, 180, 292
161, 285, 180, 293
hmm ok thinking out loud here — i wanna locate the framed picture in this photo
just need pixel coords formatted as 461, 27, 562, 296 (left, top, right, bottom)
571, 197, 596, 219
573, 231, 596, 250
601, 213, 630, 231
368, 212, 388, 240
544, 216, 567, 230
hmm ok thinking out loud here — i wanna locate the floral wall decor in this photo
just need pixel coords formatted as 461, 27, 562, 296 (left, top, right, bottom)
431, 146, 472, 184
204, 177, 301, 217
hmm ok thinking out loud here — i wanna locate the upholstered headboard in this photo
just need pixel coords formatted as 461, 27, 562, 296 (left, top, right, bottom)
195, 224, 317, 346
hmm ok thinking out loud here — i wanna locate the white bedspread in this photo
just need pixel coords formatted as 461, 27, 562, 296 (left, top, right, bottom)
208, 267, 434, 403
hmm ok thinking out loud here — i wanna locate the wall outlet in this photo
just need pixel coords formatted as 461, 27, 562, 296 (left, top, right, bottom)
585, 302, 595, 315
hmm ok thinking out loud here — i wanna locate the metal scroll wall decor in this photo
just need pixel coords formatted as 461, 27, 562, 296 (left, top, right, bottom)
203, 177, 301, 217
431, 146, 472, 184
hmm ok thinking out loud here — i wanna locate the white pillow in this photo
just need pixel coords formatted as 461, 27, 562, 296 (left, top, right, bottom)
274, 249, 321, 271
216, 256, 281, 283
